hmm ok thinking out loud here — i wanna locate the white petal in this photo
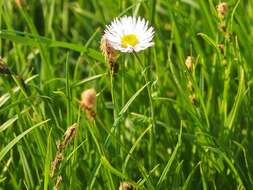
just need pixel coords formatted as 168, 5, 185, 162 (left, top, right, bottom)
103, 16, 154, 53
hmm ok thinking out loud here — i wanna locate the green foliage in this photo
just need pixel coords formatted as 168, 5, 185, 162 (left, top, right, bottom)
0, 0, 253, 189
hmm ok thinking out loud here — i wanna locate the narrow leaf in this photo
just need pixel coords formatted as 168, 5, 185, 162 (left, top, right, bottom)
119, 82, 150, 115
0, 119, 50, 162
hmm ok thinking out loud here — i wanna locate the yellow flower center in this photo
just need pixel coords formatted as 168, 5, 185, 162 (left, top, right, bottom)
121, 34, 139, 48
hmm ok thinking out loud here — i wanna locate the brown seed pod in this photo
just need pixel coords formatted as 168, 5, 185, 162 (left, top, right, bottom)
81, 88, 96, 110
100, 35, 118, 73
80, 88, 97, 120
63, 123, 77, 148
53, 176, 62, 190
50, 152, 64, 178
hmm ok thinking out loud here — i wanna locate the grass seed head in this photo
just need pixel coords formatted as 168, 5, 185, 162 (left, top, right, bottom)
217, 2, 228, 20
50, 152, 64, 178
81, 88, 97, 120
119, 182, 133, 190
185, 56, 194, 71
15, 0, 26, 7
53, 175, 62, 190
189, 94, 198, 105
187, 81, 193, 92
0, 57, 11, 75
56, 140, 64, 152
218, 21, 226, 32
101, 35, 118, 72
218, 44, 225, 54
81, 88, 97, 110
63, 123, 77, 147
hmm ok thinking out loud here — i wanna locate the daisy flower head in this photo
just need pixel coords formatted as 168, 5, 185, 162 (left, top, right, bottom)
104, 16, 154, 53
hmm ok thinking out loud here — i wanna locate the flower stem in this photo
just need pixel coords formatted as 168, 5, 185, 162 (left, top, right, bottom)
110, 70, 121, 162
133, 51, 155, 168
110, 71, 117, 120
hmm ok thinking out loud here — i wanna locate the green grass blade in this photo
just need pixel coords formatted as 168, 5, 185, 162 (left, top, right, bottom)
182, 162, 201, 190
43, 128, 52, 190
17, 145, 34, 189
0, 75, 38, 108
119, 82, 150, 115
225, 67, 245, 130
123, 124, 152, 173
0, 115, 18, 133
72, 73, 107, 88
0, 30, 105, 63
197, 33, 219, 52
200, 164, 208, 190
101, 156, 127, 179
156, 125, 182, 189
0, 119, 50, 162
207, 147, 245, 188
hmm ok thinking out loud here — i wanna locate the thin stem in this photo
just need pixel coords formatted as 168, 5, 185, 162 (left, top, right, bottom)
110, 69, 121, 166
133, 51, 155, 168
11, 74, 40, 117
110, 72, 117, 119
88, 120, 103, 155
133, 52, 154, 121
65, 53, 72, 126
121, 59, 127, 159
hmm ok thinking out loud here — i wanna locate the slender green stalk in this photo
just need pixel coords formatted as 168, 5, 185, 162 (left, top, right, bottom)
11, 74, 40, 118
110, 68, 122, 180
133, 51, 155, 168
110, 72, 117, 120
120, 58, 127, 159
65, 53, 72, 126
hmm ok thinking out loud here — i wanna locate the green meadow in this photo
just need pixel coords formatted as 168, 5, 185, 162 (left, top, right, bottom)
0, 0, 253, 189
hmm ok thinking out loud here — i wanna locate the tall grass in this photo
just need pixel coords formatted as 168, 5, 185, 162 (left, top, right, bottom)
0, 0, 253, 189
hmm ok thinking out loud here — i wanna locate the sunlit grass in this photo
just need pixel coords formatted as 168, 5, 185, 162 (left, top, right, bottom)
0, 0, 253, 189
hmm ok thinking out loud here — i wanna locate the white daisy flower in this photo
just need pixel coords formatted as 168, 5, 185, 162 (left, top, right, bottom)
104, 16, 155, 53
